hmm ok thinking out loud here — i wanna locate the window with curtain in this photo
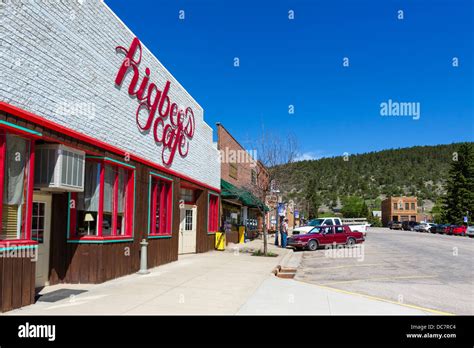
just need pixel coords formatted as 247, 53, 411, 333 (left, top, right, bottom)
208, 194, 219, 233
1, 134, 30, 241
72, 160, 133, 238
116, 168, 128, 235
76, 161, 100, 236
102, 165, 114, 236
150, 176, 172, 235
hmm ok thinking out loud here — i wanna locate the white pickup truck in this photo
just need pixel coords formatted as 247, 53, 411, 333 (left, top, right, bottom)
292, 217, 370, 235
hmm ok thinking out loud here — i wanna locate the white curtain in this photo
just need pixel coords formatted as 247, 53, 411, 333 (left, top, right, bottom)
3, 134, 28, 205
78, 161, 100, 211
118, 168, 127, 213
103, 165, 114, 213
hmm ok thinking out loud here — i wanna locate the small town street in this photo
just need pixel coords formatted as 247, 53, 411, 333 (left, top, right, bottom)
295, 227, 474, 315
5, 228, 472, 315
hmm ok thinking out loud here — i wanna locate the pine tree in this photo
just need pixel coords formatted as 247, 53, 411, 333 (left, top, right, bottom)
361, 201, 369, 218
305, 178, 321, 218
442, 143, 474, 224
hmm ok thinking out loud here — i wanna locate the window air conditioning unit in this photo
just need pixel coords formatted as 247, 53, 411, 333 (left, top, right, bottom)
34, 144, 85, 192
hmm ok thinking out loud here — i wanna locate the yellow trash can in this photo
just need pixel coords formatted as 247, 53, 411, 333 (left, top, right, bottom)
215, 232, 226, 250
238, 226, 245, 244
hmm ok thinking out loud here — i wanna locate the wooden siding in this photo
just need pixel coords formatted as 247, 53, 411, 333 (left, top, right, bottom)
0, 111, 219, 312
0, 254, 36, 312
195, 188, 215, 253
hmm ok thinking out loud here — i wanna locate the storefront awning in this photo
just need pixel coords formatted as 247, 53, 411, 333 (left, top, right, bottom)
220, 179, 269, 211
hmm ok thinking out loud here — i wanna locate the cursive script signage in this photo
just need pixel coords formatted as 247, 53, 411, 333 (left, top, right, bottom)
115, 38, 195, 166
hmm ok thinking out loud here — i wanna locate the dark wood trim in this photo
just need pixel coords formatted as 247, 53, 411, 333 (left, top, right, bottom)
0, 111, 219, 312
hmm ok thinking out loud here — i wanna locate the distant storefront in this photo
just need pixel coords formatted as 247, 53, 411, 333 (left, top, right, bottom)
0, 1, 220, 312
220, 179, 267, 240
381, 197, 419, 226
216, 124, 269, 242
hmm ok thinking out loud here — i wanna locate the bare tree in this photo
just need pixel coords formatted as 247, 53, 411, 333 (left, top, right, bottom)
244, 129, 298, 255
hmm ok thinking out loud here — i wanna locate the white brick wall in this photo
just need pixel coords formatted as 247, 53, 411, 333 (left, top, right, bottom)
0, 0, 220, 189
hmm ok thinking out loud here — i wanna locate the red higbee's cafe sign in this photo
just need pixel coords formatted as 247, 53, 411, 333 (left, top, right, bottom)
114, 38, 195, 166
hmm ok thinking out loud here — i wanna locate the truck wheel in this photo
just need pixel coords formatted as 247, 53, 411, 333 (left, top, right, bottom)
307, 240, 318, 251
346, 238, 356, 246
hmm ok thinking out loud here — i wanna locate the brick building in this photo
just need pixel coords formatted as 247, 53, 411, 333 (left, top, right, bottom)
381, 196, 419, 226
216, 123, 269, 240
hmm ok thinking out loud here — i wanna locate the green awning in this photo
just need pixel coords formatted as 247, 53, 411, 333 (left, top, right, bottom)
221, 179, 269, 211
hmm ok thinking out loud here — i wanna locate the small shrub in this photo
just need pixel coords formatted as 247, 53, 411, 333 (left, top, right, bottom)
251, 249, 278, 257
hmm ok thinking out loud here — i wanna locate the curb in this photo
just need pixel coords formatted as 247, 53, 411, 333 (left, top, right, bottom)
273, 248, 298, 279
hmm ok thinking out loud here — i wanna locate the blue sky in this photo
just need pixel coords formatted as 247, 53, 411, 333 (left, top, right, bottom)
106, 0, 473, 160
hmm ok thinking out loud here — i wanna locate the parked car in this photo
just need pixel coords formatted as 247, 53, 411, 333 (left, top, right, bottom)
391, 221, 403, 230
435, 224, 450, 234
467, 226, 474, 237
402, 221, 420, 231
287, 225, 365, 251
292, 217, 370, 235
292, 217, 342, 235
447, 225, 467, 236
429, 224, 438, 233
414, 223, 435, 232
387, 221, 394, 229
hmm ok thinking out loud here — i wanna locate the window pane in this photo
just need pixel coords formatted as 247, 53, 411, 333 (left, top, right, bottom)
185, 209, 192, 231
102, 213, 112, 236
31, 202, 45, 244
116, 168, 127, 235
161, 182, 169, 233
76, 161, 100, 236
154, 181, 161, 234
117, 168, 127, 214
102, 164, 114, 236
208, 195, 218, 232
78, 162, 100, 212
103, 165, 114, 214
180, 188, 193, 202
1, 134, 29, 240
152, 179, 171, 235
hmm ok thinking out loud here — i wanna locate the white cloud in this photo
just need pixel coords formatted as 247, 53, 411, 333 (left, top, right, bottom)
295, 151, 329, 162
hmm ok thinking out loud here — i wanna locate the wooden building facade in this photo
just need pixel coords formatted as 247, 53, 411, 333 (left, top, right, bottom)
0, 2, 220, 312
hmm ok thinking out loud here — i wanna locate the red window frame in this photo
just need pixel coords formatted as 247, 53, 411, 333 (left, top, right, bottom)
69, 158, 135, 240
208, 193, 219, 233
0, 128, 38, 248
149, 174, 173, 236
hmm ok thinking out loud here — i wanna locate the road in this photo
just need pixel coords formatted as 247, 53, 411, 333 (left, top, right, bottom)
294, 227, 474, 315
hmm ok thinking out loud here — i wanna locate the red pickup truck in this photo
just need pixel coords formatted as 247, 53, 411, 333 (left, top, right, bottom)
287, 225, 365, 251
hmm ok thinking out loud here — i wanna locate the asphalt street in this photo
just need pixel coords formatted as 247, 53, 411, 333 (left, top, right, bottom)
294, 227, 474, 315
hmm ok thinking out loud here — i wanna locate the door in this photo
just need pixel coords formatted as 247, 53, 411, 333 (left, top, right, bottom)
33, 193, 52, 287
179, 204, 197, 254
320, 226, 335, 245
334, 225, 347, 244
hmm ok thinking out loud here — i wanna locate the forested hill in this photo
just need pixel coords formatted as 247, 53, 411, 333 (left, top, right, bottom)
279, 142, 473, 209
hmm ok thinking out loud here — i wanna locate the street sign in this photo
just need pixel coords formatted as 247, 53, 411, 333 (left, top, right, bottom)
464, 216, 468, 223
277, 203, 286, 217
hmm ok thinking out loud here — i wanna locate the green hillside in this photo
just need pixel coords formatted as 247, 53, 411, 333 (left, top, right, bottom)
279, 142, 473, 212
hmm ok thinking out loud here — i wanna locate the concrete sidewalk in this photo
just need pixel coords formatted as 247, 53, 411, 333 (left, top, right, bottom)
6, 239, 288, 315
4, 238, 433, 315
237, 276, 433, 315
